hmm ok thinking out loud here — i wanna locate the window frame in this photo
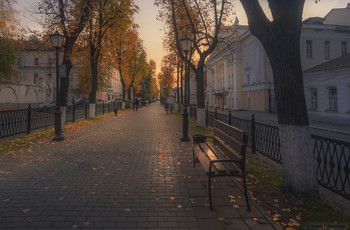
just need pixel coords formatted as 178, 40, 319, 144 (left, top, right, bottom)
328, 87, 338, 111
306, 40, 313, 59
324, 41, 330, 60
342, 41, 347, 56
310, 88, 318, 111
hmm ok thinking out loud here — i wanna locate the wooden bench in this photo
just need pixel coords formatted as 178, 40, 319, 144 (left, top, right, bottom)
192, 119, 250, 211
164, 103, 172, 114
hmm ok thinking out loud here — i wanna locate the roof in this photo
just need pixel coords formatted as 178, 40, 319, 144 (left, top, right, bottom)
323, 7, 350, 26
304, 53, 350, 73
23, 40, 54, 51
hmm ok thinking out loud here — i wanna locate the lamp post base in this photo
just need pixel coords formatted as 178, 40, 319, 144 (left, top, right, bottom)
180, 136, 190, 142
53, 106, 64, 141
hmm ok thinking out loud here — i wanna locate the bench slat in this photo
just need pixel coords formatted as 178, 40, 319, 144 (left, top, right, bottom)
214, 120, 245, 141
199, 143, 227, 174
193, 144, 210, 174
213, 127, 243, 153
212, 138, 243, 172
207, 143, 240, 174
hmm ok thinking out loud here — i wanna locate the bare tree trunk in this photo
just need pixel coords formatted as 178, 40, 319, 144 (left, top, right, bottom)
195, 63, 205, 108
180, 60, 184, 105
176, 58, 180, 104
119, 66, 126, 101
240, 0, 319, 198
89, 61, 98, 103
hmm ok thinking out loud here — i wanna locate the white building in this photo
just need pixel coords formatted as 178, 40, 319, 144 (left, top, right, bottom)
205, 4, 350, 114
0, 41, 123, 108
304, 53, 350, 124
0, 41, 80, 108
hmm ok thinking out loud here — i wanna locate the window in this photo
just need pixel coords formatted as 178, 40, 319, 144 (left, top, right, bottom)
34, 73, 39, 84
324, 41, 330, 59
34, 58, 39, 65
342, 41, 347, 56
328, 87, 338, 111
246, 74, 250, 85
47, 73, 52, 81
306, 40, 313, 58
47, 58, 52, 65
310, 88, 318, 110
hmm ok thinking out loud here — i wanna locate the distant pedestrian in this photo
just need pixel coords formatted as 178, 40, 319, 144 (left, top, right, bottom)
135, 98, 139, 111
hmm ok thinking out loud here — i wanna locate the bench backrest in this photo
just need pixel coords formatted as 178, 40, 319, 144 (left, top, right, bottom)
213, 120, 249, 161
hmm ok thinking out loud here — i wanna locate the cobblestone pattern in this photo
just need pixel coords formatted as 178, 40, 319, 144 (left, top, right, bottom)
0, 104, 277, 230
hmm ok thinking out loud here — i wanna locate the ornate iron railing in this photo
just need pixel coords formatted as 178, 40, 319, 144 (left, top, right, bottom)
207, 108, 349, 199
312, 135, 350, 199
0, 108, 28, 138
0, 102, 114, 140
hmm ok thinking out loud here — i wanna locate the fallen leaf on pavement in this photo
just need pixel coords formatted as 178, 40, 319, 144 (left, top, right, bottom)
124, 208, 131, 212
22, 209, 30, 213
112, 200, 117, 206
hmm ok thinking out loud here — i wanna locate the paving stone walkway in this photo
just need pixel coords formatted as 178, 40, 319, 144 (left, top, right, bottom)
0, 103, 279, 230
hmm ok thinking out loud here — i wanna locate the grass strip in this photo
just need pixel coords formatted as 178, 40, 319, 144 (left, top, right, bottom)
0, 109, 130, 155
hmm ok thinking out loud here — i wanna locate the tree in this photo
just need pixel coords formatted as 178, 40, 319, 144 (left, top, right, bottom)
0, 0, 18, 80
114, 25, 139, 101
0, 37, 16, 80
0, 0, 17, 38
158, 54, 176, 99
127, 37, 148, 99
240, 0, 319, 198
39, 0, 93, 106
85, 0, 137, 104
156, 0, 233, 126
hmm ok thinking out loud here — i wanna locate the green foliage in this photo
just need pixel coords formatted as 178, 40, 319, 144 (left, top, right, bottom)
0, 37, 16, 80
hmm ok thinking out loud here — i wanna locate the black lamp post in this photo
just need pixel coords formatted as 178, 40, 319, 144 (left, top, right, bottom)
179, 37, 192, 142
49, 31, 65, 141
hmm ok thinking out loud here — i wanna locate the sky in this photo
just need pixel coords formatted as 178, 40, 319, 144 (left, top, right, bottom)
15, 0, 350, 75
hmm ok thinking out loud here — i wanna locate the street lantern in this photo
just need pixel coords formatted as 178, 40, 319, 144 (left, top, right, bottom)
179, 37, 192, 142
49, 31, 64, 49
180, 37, 193, 52
49, 30, 64, 141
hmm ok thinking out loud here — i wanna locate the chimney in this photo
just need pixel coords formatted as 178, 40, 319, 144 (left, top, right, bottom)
347, 3, 350, 8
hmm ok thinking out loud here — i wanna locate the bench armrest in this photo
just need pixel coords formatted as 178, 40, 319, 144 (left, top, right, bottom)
209, 159, 242, 174
192, 134, 213, 144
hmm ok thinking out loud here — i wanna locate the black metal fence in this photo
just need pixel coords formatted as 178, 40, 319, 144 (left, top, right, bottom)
207, 109, 350, 200
0, 102, 119, 140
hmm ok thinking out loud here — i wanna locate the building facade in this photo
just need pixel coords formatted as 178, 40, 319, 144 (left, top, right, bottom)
205, 4, 350, 113
304, 53, 350, 124
0, 41, 123, 109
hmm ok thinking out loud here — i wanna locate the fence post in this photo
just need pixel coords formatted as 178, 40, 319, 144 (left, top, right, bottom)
103, 101, 105, 115
108, 102, 110, 113
72, 102, 76, 123
206, 106, 208, 127
228, 110, 232, 125
215, 107, 217, 119
26, 104, 32, 134
85, 103, 88, 119
251, 114, 256, 154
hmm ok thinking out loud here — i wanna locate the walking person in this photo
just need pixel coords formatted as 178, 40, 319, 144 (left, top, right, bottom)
135, 97, 139, 111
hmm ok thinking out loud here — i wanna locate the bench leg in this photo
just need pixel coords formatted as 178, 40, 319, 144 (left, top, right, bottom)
192, 150, 196, 167
242, 175, 251, 211
208, 175, 213, 210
